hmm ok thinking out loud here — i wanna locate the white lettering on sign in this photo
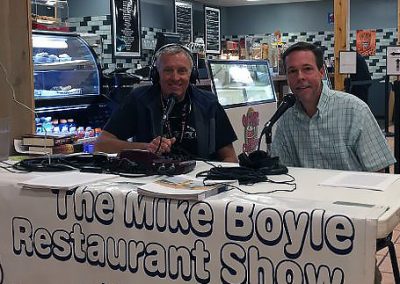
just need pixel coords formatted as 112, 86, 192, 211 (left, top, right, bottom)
220, 243, 345, 284
124, 192, 214, 237
225, 203, 354, 258
12, 218, 211, 282
55, 187, 114, 224
9, 188, 360, 283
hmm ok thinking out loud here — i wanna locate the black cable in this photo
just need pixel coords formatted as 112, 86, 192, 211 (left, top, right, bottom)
196, 165, 296, 194
12, 157, 79, 172
227, 182, 296, 195
155, 135, 163, 155
0, 161, 24, 173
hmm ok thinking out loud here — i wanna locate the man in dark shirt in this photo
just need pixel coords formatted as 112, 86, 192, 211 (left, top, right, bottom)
349, 52, 372, 104
95, 44, 238, 162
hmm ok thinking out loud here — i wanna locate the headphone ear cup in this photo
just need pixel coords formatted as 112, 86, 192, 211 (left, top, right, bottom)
238, 152, 254, 168
150, 66, 159, 85
248, 150, 269, 161
190, 66, 199, 84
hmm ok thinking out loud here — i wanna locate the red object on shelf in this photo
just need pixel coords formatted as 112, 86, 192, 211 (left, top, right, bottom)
32, 22, 70, 32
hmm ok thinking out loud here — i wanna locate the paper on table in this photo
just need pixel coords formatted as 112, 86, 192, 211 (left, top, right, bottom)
319, 172, 399, 191
18, 171, 119, 191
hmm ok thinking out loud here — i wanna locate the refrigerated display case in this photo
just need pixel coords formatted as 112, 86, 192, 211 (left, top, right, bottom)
31, 0, 69, 31
32, 30, 110, 134
208, 59, 277, 154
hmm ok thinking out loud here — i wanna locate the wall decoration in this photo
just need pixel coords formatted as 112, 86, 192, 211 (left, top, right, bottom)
328, 12, 334, 24
174, 1, 192, 44
204, 6, 221, 54
356, 29, 376, 56
339, 50, 357, 74
111, 0, 141, 57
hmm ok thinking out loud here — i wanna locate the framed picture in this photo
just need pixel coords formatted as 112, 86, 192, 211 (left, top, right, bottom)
111, 0, 141, 57
339, 51, 357, 74
174, 0, 193, 44
204, 6, 221, 54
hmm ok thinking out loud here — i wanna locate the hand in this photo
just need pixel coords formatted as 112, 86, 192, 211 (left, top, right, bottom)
146, 136, 176, 154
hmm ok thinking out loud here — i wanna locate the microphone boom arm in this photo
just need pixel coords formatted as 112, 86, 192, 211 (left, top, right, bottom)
258, 93, 296, 152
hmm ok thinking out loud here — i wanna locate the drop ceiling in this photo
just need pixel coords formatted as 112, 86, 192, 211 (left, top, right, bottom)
194, 0, 322, 7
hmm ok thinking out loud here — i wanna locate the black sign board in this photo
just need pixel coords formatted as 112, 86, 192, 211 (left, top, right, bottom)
205, 6, 221, 54
111, 0, 141, 57
175, 1, 192, 44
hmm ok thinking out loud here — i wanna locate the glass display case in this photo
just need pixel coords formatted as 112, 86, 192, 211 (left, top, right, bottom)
31, 0, 69, 31
33, 30, 101, 109
208, 59, 277, 108
32, 30, 108, 134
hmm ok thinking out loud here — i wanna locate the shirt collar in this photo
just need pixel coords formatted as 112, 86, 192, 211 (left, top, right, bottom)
316, 82, 331, 114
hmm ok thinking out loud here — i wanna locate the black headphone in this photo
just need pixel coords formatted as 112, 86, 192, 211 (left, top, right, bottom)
149, 43, 199, 85
238, 150, 288, 175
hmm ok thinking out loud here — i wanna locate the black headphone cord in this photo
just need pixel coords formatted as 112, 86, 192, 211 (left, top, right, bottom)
196, 165, 296, 186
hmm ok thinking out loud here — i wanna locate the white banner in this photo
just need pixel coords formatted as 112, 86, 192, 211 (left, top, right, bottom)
0, 180, 378, 283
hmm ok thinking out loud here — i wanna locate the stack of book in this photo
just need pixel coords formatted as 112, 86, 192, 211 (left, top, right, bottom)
21, 133, 76, 154
137, 175, 235, 200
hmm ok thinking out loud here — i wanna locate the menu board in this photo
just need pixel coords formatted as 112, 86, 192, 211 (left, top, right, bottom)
175, 1, 192, 44
111, 0, 141, 57
205, 6, 221, 54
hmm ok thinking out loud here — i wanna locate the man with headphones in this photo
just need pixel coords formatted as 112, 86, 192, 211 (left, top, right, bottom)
95, 44, 238, 162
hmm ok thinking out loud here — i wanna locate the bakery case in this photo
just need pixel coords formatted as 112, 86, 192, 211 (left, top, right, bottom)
32, 30, 110, 135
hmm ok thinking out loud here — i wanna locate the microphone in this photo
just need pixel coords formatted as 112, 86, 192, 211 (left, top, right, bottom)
259, 93, 296, 151
162, 94, 177, 122
155, 94, 177, 156
263, 93, 296, 132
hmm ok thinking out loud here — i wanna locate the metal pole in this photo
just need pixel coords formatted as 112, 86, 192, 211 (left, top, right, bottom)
393, 80, 400, 173
385, 75, 391, 136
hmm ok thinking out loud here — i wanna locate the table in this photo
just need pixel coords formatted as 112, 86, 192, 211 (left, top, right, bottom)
0, 162, 398, 283
193, 163, 400, 239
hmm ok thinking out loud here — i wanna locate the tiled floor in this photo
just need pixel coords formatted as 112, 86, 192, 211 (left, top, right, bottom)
377, 130, 399, 283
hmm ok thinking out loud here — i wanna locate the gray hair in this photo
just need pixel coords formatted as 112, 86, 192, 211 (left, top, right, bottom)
155, 44, 194, 70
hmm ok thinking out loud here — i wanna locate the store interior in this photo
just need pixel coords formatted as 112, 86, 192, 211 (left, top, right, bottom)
0, 0, 400, 283
25, 0, 398, 136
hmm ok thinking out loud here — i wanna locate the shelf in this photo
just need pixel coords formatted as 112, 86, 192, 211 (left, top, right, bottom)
34, 59, 92, 71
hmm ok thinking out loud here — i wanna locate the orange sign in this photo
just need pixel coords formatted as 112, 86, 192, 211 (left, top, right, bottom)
356, 30, 376, 56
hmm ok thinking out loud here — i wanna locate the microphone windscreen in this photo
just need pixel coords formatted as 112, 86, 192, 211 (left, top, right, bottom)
283, 93, 296, 106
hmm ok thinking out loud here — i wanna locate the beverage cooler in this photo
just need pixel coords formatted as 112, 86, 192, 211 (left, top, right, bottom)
32, 30, 111, 138
208, 59, 278, 155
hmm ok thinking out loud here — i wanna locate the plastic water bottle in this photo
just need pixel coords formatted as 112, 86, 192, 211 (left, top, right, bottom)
43, 117, 53, 133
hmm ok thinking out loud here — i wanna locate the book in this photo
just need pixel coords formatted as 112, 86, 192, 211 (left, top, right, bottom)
22, 133, 75, 147
137, 175, 233, 200
18, 172, 119, 191
28, 143, 75, 155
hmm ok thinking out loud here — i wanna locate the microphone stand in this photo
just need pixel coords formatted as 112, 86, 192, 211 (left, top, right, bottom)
265, 126, 273, 155
258, 123, 272, 155
258, 93, 296, 154
156, 95, 176, 155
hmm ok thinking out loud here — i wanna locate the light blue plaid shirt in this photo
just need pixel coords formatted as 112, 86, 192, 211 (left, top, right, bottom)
271, 84, 396, 171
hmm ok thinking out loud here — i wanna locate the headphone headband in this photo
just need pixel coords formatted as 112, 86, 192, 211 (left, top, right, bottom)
149, 43, 199, 85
